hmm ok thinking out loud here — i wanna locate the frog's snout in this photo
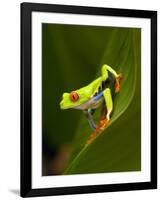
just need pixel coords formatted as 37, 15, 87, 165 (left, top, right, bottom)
60, 99, 66, 109
60, 100, 64, 109
60, 93, 69, 109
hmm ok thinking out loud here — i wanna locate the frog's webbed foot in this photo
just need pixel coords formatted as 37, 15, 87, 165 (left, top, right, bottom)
86, 118, 109, 145
98, 118, 109, 130
115, 73, 123, 93
93, 118, 109, 134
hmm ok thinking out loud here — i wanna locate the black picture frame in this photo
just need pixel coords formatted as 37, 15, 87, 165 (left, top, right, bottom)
21, 2, 157, 197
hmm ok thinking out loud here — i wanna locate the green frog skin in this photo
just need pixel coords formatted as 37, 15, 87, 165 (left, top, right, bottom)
60, 64, 122, 144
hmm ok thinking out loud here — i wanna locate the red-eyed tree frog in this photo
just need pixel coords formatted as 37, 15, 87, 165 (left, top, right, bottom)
60, 64, 123, 144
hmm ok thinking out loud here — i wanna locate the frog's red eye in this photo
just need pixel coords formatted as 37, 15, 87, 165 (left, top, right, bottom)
70, 91, 79, 102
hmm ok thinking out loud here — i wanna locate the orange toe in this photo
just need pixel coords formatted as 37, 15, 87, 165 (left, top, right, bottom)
86, 119, 109, 145
115, 74, 123, 93
115, 82, 120, 93
99, 118, 109, 130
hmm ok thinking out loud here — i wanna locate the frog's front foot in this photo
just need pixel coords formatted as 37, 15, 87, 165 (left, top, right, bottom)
99, 118, 109, 130
115, 73, 123, 93
86, 118, 109, 145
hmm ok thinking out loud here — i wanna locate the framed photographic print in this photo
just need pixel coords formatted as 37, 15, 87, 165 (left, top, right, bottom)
21, 2, 157, 197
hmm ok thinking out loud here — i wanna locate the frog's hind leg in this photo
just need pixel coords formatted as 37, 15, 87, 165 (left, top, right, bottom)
94, 88, 112, 132
86, 88, 113, 145
104, 88, 113, 120
101, 64, 123, 93
98, 88, 113, 130
83, 109, 96, 130
100, 102, 107, 120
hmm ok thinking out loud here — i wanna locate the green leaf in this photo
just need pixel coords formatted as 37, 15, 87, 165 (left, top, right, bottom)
64, 28, 141, 174
42, 24, 141, 175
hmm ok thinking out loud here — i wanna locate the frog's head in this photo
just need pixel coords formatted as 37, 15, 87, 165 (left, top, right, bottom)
60, 84, 94, 110
60, 79, 101, 109
60, 90, 83, 109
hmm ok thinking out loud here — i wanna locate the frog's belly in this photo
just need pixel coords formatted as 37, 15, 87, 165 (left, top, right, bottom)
75, 96, 104, 110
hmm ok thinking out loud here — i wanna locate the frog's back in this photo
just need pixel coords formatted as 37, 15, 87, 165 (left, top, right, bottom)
77, 77, 101, 96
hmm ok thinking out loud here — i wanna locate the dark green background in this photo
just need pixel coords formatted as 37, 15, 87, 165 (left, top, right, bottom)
42, 23, 141, 176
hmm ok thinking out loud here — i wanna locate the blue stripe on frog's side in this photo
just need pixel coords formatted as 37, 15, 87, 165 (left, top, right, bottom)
83, 92, 104, 130
75, 91, 104, 110
93, 91, 103, 101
